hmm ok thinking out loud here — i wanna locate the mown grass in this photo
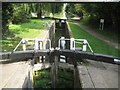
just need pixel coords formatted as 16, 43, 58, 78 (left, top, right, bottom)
9, 19, 51, 38
1, 19, 52, 52
69, 22, 120, 57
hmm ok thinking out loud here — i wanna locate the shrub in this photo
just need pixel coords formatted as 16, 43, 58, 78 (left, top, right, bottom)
12, 5, 31, 24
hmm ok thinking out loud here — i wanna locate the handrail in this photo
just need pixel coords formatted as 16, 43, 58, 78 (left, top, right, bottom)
58, 38, 94, 53
86, 41, 94, 53
75, 39, 94, 53
13, 39, 22, 52
13, 38, 51, 52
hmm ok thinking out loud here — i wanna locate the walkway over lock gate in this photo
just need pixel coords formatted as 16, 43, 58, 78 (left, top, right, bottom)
1, 37, 120, 65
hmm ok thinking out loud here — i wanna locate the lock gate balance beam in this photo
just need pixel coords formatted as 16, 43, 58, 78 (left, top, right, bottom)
1, 49, 120, 65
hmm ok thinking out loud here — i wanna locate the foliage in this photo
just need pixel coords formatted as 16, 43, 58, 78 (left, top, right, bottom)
2, 3, 64, 36
69, 22, 120, 57
26, 3, 64, 18
66, 3, 120, 31
74, 4, 83, 17
12, 4, 31, 24
66, 3, 83, 17
2, 3, 13, 36
33, 68, 51, 88
33, 68, 74, 88
2, 19, 51, 52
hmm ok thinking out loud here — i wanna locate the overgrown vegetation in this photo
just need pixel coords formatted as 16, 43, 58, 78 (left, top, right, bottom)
33, 68, 74, 88
33, 68, 51, 88
69, 22, 120, 57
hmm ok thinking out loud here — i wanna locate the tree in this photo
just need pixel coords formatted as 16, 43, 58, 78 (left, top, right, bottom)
66, 3, 120, 31
2, 3, 13, 36
12, 3, 31, 24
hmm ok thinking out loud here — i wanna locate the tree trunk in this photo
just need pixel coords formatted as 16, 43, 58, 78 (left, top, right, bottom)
2, 20, 9, 36
37, 3, 42, 19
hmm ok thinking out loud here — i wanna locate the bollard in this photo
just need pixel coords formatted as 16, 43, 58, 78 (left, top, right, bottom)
61, 37, 66, 49
22, 39, 26, 51
70, 38, 75, 50
34, 38, 40, 64
83, 40, 87, 51
60, 37, 66, 63
34, 38, 39, 50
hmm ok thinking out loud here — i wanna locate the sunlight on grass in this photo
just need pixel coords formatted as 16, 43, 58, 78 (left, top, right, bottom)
69, 22, 120, 57
17, 29, 43, 38
9, 19, 50, 38
2, 19, 52, 52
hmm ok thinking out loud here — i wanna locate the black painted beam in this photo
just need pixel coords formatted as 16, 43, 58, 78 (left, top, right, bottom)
0, 50, 50, 60
59, 49, 120, 64
0, 49, 120, 64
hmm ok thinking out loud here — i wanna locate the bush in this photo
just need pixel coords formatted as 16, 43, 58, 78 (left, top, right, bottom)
81, 15, 99, 28
12, 6, 31, 24
12, 12, 31, 24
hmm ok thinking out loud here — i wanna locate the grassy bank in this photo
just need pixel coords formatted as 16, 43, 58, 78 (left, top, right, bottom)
2, 19, 51, 52
81, 16, 119, 43
69, 22, 120, 57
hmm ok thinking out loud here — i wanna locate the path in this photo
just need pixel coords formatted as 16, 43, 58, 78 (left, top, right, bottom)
0, 60, 31, 89
78, 60, 119, 88
74, 21, 119, 50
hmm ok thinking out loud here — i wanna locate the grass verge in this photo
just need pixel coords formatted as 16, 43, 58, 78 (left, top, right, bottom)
1, 19, 52, 52
80, 16, 119, 43
69, 22, 120, 57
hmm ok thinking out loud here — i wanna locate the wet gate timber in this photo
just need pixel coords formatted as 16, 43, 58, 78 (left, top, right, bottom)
1, 18, 120, 89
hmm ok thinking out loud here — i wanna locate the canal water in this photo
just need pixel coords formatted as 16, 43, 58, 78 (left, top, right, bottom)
54, 19, 70, 49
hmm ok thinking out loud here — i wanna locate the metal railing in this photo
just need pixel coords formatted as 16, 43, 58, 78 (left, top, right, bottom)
13, 38, 51, 52
58, 37, 94, 53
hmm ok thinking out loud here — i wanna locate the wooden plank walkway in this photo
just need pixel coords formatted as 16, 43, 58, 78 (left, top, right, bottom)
0, 60, 31, 89
77, 59, 119, 89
